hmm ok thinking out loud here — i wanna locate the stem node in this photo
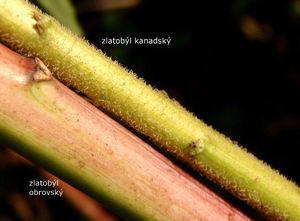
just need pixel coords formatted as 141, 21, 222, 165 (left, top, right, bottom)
33, 57, 52, 81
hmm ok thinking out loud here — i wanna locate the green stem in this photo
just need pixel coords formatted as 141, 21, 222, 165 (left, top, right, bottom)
0, 0, 299, 220
0, 43, 250, 221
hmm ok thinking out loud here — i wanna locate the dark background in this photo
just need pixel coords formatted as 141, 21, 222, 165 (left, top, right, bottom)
77, 1, 300, 219
1, 0, 299, 220
78, 0, 300, 184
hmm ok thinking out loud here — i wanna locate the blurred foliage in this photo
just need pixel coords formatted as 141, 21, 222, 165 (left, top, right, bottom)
0, 147, 88, 221
239, 16, 273, 41
77, 1, 299, 219
30, 0, 83, 36
73, 0, 140, 12
1, 0, 300, 220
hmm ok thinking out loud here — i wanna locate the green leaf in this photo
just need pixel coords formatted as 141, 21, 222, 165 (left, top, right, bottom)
31, 0, 83, 36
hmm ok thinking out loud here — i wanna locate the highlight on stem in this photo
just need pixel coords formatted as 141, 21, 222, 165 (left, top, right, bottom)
0, 0, 299, 220
0, 43, 251, 221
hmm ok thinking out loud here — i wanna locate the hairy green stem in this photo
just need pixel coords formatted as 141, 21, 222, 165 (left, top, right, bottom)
0, 43, 250, 221
0, 0, 299, 220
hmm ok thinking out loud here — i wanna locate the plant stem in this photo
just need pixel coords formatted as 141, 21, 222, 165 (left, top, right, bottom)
1, 148, 118, 221
0, 0, 299, 220
0, 43, 250, 221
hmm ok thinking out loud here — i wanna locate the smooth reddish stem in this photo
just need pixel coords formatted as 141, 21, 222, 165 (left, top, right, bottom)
0, 43, 251, 221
